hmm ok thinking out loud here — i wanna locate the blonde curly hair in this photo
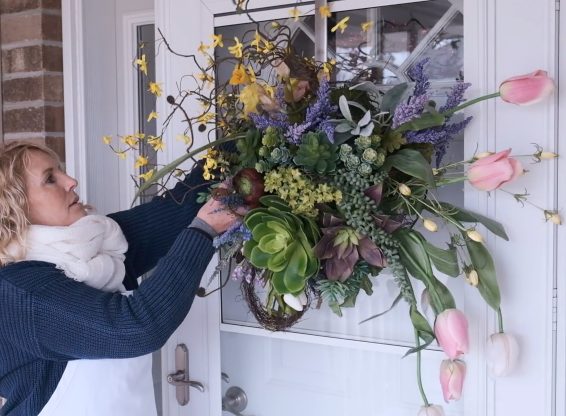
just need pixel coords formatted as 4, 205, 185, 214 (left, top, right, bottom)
0, 141, 60, 266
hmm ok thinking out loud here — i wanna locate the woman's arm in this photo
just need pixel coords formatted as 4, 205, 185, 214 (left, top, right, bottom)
108, 161, 210, 287
1, 228, 214, 360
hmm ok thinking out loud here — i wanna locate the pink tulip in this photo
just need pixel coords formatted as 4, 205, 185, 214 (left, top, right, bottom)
467, 149, 523, 191
499, 70, 554, 105
417, 404, 445, 416
439, 359, 466, 402
434, 309, 469, 360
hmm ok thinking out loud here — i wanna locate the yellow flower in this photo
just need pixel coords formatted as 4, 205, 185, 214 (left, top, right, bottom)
229, 64, 250, 85
271, 22, 280, 29
139, 169, 155, 182
148, 137, 165, 151
147, 111, 159, 122
122, 135, 138, 147
197, 42, 209, 54
319, 5, 331, 18
239, 83, 264, 116
134, 54, 148, 75
228, 37, 243, 58
361, 21, 374, 32
197, 113, 215, 124
102, 135, 112, 145
247, 65, 257, 83
134, 132, 145, 140
289, 7, 301, 21
465, 269, 479, 286
197, 72, 214, 83
148, 82, 163, 97
211, 33, 223, 48
176, 134, 192, 146
251, 31, 262, 51
116, 151, 127, 160
262, 40, 274, 54
544, 210, 562, 225
331, 16, 350, 34
134, 155, 149, 169
321, 58, 336, 78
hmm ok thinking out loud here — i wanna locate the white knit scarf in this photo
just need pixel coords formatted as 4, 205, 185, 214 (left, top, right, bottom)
8, 215, 128, 292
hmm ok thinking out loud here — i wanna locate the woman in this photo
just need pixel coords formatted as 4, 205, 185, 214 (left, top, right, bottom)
0, 141, 236, 415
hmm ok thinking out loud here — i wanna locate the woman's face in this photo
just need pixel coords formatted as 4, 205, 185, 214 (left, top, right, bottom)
25, 150, 86, 226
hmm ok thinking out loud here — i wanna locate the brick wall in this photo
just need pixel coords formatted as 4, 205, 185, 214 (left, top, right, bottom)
0, 0, 65, 161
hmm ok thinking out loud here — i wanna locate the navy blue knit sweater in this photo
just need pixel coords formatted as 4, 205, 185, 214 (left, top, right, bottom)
0, 168, 213, 416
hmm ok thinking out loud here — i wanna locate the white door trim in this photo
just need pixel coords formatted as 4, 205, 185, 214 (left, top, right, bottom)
61, 0, 88, 201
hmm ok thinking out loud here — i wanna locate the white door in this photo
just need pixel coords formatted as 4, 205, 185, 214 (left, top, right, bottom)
155, 1, 560, 416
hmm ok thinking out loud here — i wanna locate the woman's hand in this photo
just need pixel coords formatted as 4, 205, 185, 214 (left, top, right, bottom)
196, 197, 240, 234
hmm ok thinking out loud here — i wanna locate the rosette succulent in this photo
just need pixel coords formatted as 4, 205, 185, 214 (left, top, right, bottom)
313, 213, 387, 281
293, 132, 338, 174
243, 196, 320, 294
233, 167, 265, 207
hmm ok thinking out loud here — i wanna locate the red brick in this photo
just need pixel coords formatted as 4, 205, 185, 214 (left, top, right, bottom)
44, 105, 64, 131
41, 0, 60, 10
0, 0, 40, 14
2, 74, 63, 102
46, 136, 65, 161
0, 13, 62, 44
3, 105, 63, 133
1, 45, 62, 73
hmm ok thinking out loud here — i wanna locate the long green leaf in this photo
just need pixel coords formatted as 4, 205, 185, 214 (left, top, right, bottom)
383, 148, 436, 188
381, 83, 408, 113
409, 305, 434, 343
359, 293, 403, 324
132, 135, 242, 204
395, 111, 445, 133
395, 229, 456, 313
440, 202, 509, 241
425, 242, 460, 277
465, 238, 501, 310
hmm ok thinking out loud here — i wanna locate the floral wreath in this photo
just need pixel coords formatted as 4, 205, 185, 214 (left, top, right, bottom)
105, 3, 559, 415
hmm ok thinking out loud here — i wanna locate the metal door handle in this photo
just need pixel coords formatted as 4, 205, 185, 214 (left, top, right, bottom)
167, 344, 205, 406
167, 370, 205, 392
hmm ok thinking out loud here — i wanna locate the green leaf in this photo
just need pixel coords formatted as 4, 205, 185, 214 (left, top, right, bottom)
403, 338, 434, 357
339, 95, 353, 122
381, 83, 408, 113
440, 202, 509, 241
409, 305, 434, 343
395, 229, 455, 313
395, 111, 446, 133
260, 195, 292, 212
394, 229, 434, 280
465, 238, 501, 310
383, 148, 435, 188
359, 293, 402, 324
249, 245, 271, 269
425, 242, 460, 277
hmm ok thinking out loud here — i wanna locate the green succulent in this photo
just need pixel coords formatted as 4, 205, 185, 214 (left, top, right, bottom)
236, 128, 261, 167
293, 132, 338, 174
243, 196, 320, 294
262, 126, 281, 147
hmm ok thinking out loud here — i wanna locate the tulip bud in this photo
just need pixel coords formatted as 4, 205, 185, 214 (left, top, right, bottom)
417, 404, 445, 416
434, 309, 469, 360
423, 218, 438, 232
439, 359, 466, 402
474, 151, 494, 159
283, 293, 304, 311
544, 210, 562, 225
465, 269, 479, 287
486, 332, 520, 377
540, 151, 558, 160
398, 183, 412, 196
466, 229, 484, 243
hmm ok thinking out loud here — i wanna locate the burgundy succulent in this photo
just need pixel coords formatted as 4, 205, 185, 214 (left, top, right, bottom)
313, 213, 387, 282
232, 168, 265, 208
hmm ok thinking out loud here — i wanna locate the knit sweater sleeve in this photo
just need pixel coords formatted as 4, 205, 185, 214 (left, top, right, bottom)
108, 161, 210, 287
2, 228, 214, 360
